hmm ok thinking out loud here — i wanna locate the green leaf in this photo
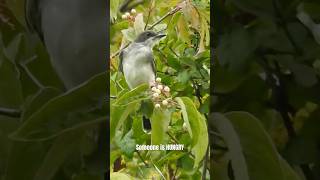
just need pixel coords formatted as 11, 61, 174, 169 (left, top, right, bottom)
212, 113, 250, 180
151, 108, 171, 145
9, 72, 107, 141
116, 130, 136, 158
114, 83, 149, 106
279, 157, 301, 180
223, 111, 286, 180
110, 172, 134, 180
121, 28, 136, 42
22, 87, 62, 121
110, 103, 139, 142
297, 8, 320, 45
110, 0, 120, 22
5, 142, 46, 180
34, 131, 84, 180
0, 50, 23, 107
217, 27, 257, 72
229, 0, 275, 18
175, 97, 208, 167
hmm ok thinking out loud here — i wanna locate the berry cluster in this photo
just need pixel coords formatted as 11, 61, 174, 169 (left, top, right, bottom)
121, 9, 137, 20
150, 78, 175, 109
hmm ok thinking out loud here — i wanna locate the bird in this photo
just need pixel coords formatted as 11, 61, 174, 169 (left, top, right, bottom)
119, 30, 166, 130
119, 30, 166, 89
25, 0, 107, 89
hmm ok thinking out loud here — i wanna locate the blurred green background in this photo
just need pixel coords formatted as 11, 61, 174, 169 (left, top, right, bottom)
1, 0, 107, 179
211, 0, 320, 179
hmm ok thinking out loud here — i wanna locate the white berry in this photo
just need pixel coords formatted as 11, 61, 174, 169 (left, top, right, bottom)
155, 89, 161, 94
155, 104, 161, 108
156, 77, 161, 82
121, 14, 127, 19
157, 85, 163, 90
183, 123, 187, 130
164, 86, 170, 92
153, 93, 159, 98
131, 9, 137, 14
162, 100, 168, 106
151, 87, 157, 92
125, 12, 130, 17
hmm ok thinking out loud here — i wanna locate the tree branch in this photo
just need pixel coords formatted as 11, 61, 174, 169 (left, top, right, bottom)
0, 107, 21, 118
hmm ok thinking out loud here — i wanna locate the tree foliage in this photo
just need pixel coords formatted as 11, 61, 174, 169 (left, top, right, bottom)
1, 0, 107, 179
211, 0, 320, 179
110, 0, 210, 179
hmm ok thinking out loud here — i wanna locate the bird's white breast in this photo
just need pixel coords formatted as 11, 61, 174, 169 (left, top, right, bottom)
122, 44, 155, 89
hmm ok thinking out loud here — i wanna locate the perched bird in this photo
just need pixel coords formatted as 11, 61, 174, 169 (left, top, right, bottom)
119, 30, 166, 130
25, 0, 107, 89
119, 30, 166, 89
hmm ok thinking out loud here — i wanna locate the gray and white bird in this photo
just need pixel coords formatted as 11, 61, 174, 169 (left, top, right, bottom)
119, 30, 166, 89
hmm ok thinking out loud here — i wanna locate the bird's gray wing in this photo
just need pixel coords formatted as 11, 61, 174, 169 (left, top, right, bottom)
150, 54, 157, 77
119, 50, 124, 73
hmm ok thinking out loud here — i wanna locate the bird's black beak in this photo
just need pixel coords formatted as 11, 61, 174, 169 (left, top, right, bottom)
155, 34, 166, 39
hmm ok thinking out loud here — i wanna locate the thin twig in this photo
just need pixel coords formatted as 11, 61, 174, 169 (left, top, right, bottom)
144, 0, 154, 30
148, 6, 182, 30
0, 107, 21, 118
136, 150, 149, 166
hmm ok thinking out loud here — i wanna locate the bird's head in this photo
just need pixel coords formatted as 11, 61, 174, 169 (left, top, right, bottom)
134, 30, 166, 47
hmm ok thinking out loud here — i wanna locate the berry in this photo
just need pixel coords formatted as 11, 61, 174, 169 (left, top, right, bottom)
153, 93, 159, 98
162, 100, 168, 106
155, 89, 161, 94
155, 104, 161, 108
156, 77, 161, 82
157, 85, 163, 90
164, 86, 170, 92
131, 9, 137, 14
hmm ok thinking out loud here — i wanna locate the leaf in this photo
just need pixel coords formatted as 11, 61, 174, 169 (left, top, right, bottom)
177, 16, 190, 44
121, 28, 136, 42
223, 111, 286, 180
5, 141, 46, 180
228, 0, 275, 18
217, 27, 257, 72
212, 113, 250, 180
22, 87, 62, 121
110, 104, 137, 141
110, 172, 134, 180
113, 83, 149, 106
134, 13, 145, 35
175, 97, 208, 167
297, 9, 320, 45
0, 50, 23, 107
116, 130, 136, 158
9, 72, 107, 141
212, 66, 246, 93
181, 0, 200, 30
284, 60, 318, 87
110, 0, 120, 22
151, 108, 171, 145
279, 156, 301, 180
34, 131, 84, 180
